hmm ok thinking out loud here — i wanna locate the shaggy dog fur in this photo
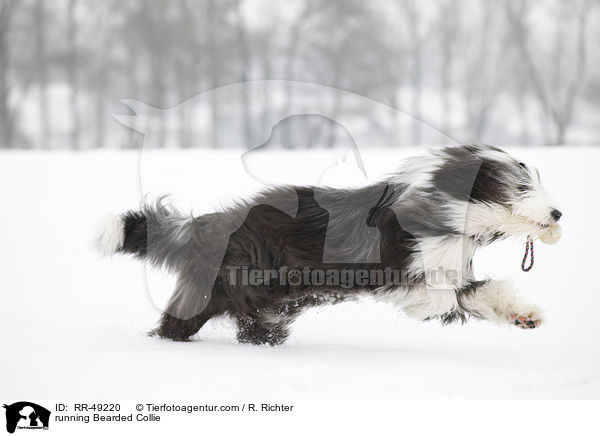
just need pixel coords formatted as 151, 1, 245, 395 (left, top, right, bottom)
97, 144, 562, 344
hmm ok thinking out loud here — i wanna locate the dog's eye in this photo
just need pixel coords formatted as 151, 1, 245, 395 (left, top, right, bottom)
518, 162, 526, 168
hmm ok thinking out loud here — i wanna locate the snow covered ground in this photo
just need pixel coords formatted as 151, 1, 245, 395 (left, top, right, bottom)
1, 146, 600, 406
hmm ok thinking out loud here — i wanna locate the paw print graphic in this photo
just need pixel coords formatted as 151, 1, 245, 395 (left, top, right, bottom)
287, 269, 302, 286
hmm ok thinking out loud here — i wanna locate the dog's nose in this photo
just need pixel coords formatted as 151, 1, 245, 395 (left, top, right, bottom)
550, 209, 562, 221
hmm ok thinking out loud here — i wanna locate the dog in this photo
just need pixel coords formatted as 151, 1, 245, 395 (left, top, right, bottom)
97, 144, 562, 344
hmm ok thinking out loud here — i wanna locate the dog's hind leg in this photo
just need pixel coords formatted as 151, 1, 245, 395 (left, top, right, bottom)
151, 309, 216, 341
151, 272, 223, 341
151, 310, 215, 341
235, 314, 293, 346
457, 280, 544, 329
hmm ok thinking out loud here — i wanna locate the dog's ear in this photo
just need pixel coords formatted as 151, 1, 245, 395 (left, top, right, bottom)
432, 148, 482, 202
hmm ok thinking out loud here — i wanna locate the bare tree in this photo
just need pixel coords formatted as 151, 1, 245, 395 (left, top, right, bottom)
206, 0, 220, 148
281, 0, 317, 148
402, 0, 423, 145
254, 26, 275, 135
34, 0, 49, 148
461, 2, 509, 142
0, 0, 598, 149
125, 2, 142, 149
506, 0, 591, 144
438, 0, 459, 138
235, 0, 253, 148
514, 62, 532, 145
67, 0, 79, 149
174, 0, 195, 149
301, 0, 378, 147
0, 0, 17, 148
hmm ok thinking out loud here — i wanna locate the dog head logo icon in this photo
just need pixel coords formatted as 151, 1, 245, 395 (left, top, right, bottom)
3, 402, 50, 434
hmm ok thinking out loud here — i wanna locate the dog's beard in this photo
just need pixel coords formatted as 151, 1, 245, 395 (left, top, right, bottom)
491, 213, 562, 244
538, 223, 562, 244
464, 202, 562, 245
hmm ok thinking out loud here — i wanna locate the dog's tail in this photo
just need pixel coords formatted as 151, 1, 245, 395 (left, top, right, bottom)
95, 200, 194, 270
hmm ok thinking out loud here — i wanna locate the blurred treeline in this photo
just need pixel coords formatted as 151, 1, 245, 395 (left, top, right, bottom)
0, 0, 598, 149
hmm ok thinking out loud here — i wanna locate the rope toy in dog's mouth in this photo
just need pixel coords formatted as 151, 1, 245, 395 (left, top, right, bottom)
521, 236, 534, 272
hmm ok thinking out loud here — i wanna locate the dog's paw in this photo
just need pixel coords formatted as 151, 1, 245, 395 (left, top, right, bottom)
510, 310, 544, 329
539, 224, 562, 245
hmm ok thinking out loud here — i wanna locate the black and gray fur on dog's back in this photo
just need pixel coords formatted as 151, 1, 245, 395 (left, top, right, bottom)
98, 183, 417, 342
97, 144, 563, 344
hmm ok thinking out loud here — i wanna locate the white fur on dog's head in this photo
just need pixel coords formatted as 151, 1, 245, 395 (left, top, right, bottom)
465, 145, 562, 244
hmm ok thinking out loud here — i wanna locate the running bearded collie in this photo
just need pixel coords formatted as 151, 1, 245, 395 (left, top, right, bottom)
97, 145, 562, 344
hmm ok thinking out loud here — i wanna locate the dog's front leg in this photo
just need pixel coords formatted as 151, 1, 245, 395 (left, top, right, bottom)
457, 280, 544, 329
